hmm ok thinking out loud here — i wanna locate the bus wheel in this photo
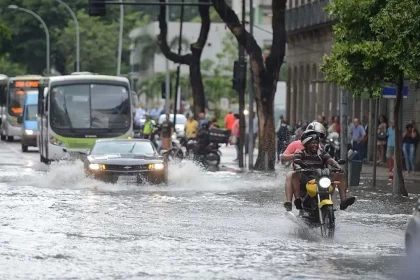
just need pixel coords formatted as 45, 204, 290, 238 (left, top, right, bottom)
0, 135, 5, 141
6, 136, 13, 142
21, 144, 28, 152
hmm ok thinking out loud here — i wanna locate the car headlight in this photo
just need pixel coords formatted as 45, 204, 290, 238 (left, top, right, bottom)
25, 129, 34, 135
319, 177, 331, 189
148, 163, 165, 170
89, 163, 105, 170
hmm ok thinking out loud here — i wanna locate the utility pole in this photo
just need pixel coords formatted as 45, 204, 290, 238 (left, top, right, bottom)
248, 0, 255, 170
372, 98, 379, 187
173, 0, 185, 126
340, 88, 349, 186
235, 0, 247, 168
164, 0, 171, 114
116, 0, 124, 76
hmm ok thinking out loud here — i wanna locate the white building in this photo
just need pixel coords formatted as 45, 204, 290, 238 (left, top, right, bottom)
128, 21, 273, 81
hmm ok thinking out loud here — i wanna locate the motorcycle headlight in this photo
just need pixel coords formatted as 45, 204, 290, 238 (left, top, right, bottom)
319, 177, 331, 189
172, 133, 177, 140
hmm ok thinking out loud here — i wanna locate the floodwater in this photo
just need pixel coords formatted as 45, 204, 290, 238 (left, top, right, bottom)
0, 141, 417, 279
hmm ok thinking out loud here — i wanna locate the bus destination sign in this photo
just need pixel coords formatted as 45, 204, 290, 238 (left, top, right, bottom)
12, 80, 39, 88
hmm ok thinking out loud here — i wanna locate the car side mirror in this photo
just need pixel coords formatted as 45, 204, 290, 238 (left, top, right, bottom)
17, 116, 23, 124
161, 149, 169, 155
337, 159, 346, 165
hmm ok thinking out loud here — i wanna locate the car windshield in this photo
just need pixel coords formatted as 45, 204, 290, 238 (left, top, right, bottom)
25, 104, 38, 121
50, 83, 131, 130
90, 141, 156, 156
158, 114, 187, 124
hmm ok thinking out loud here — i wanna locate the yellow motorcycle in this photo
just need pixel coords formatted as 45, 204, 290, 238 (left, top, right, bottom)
295, 167, 343, 238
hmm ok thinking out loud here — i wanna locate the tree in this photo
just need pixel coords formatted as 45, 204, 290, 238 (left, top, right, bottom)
157, 0, 210, 117
321, 0, 420, 196
211, 0, 287, 171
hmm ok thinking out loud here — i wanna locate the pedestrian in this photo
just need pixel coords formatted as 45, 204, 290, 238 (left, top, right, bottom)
245, 111, 258, 154
386, 120, 395, 172
225, 111, 235, 146
334, 116, 341, 135
142, 115, 154, 140
160, 114, 174, 151
231, 114, 240, 161
198, 112, 209, 129
134, 103, 146, 129
403, 123, 418, 175
149, 103, 161, 122
351, 118, 367, 161
377, 115, 388, 164
184, 113, 199, 139
277, 119, 290, 163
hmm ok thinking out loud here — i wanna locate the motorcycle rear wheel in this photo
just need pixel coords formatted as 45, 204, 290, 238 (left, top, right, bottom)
320, 205, 335, 238
205, 151, 220, 167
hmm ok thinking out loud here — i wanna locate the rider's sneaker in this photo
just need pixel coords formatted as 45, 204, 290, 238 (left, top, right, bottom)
284, 202, 292, 211
294, 198, 303, 210
340, 197, 356, 210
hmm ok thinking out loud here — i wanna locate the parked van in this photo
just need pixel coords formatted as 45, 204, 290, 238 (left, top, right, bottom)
20, 90, 38, 152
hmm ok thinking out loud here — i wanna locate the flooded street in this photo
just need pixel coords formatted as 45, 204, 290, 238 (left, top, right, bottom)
0, 141, 416, 279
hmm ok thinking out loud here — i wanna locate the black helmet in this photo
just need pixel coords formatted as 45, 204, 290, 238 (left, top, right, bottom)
306, 121, 326, 139
301, 129, 320, 146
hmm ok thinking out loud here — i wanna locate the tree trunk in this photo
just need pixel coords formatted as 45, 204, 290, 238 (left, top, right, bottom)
212, 0, 286, 171
394, 74, 408, 196
157, 0, 209, 117
254, 87, 276, 170
190, 51, 206, 116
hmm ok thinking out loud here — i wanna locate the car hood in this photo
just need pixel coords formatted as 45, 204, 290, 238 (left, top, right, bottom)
88, 154, 164, 165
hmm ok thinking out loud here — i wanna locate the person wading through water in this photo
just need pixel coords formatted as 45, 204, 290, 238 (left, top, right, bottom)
161, 114, 174, 151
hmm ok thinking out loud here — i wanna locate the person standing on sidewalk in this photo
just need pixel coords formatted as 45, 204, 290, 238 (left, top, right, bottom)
403, 123, 418, 175
377, 115, 388, 164
161, 114, 174, 151
231, 114, 240, 161
225, 111, 235, 146
386, 120, 395, 172
351, 118, 367, 161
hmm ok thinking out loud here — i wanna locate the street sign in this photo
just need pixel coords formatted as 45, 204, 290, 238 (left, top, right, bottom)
220, 98, 229, 111
382, 86, 408, 99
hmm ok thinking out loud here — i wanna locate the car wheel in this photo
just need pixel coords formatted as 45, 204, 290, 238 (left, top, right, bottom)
0, 134, 5, 141
21, 144, 28, 152
7, 136, 13, 142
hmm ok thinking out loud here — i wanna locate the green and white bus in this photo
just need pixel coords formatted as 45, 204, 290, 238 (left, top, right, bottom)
37, 74, 134, 163
1, 75, 43, 141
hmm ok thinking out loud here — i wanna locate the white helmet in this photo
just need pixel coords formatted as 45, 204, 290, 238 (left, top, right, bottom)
306, 121, 326, 139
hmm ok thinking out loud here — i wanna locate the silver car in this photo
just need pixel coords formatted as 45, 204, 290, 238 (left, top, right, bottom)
406, 198, 420, 256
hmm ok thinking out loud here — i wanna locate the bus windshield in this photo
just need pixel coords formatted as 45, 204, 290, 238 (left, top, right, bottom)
8, 88, 28, 116
50, 83, 131, 130
25, 104, 38, 121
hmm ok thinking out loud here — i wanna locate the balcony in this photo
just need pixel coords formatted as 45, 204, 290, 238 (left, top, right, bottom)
286, 0, 336, 34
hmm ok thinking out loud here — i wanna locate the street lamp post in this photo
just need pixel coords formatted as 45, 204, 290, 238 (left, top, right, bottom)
54, 0, 80, 72
8, 5, 50, 75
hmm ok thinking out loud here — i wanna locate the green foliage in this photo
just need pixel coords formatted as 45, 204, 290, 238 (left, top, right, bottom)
0, 53, 27, 76
321, 0, 420, 96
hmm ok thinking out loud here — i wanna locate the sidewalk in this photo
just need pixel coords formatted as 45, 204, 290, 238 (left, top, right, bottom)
219, 145, 258, 171
359, 162, 420, 194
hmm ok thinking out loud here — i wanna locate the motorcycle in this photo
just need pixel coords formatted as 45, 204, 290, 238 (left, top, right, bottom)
291, 163, 344, 238
178, 136, 221, 168
325, 132, 340, 160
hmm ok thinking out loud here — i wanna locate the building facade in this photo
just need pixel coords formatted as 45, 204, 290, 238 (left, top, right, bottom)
285, 0, 420, 163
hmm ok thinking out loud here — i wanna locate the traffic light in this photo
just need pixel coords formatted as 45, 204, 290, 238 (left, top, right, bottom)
161, 81, 172, 99
232, 60, 246, 92
88, 0, 106, 16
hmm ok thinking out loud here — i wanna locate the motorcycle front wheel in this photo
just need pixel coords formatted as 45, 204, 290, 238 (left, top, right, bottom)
320, 205, 335, 238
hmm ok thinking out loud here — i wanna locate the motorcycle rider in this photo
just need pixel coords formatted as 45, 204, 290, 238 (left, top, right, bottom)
281, 122, 326, 211
195, 122, 211, 155
285, 131, 356, 211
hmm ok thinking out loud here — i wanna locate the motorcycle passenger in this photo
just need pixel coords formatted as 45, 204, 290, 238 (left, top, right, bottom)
281, 122, 327, 211
287, 132, 356, 211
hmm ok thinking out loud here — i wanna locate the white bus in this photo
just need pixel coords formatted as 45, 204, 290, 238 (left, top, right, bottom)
0, 74, 9, 129
37, 74, 134, 164
0, 75, 43, 141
